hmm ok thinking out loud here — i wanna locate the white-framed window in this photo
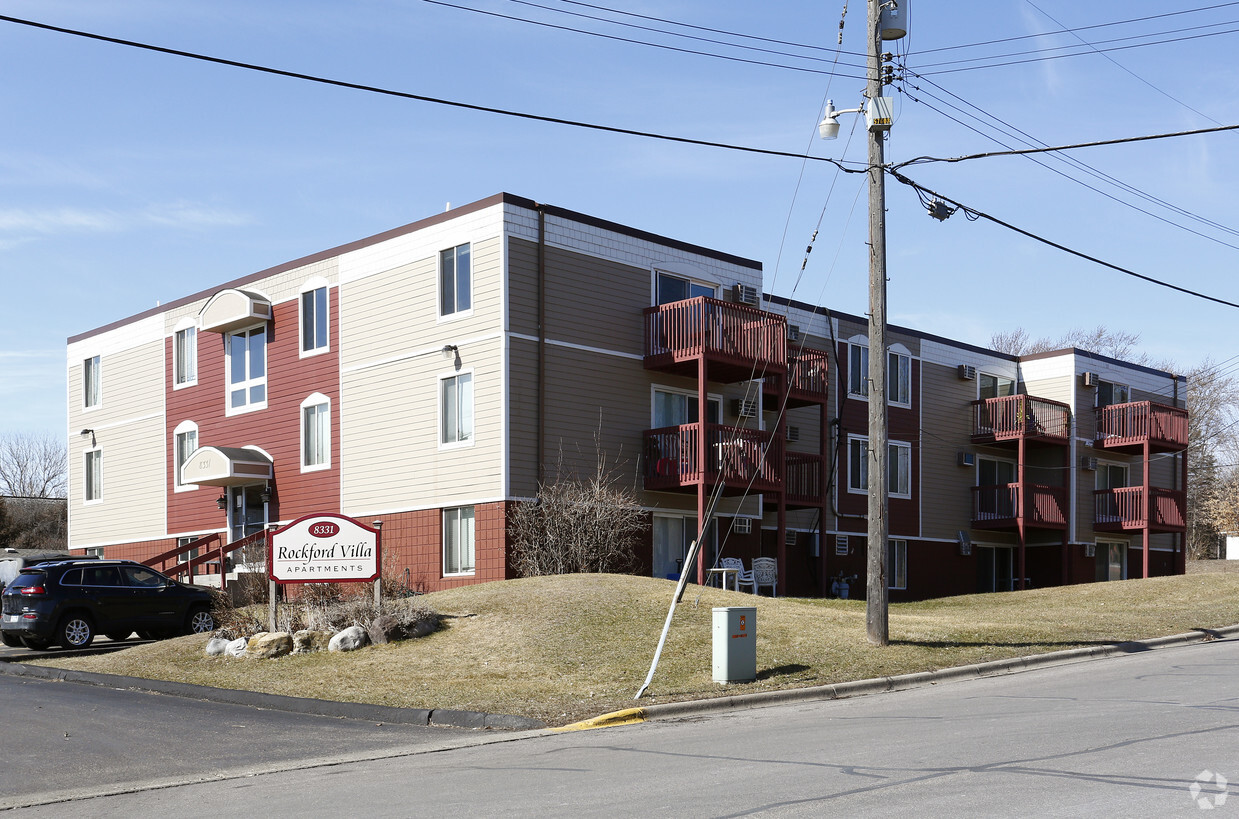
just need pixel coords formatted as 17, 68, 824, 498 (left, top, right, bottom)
173, 321, 197, 388
1096, 380, 1132, 408
84, 447, 102, 503
443, 506, 475, 576
848, 342, 912, 406
848, 343, 868, 397
1095, 462, 1129, 491
226, 326, 267, 414
654, 270, 715, 305
979, 373, 1015, 399
440, 371, 474, 446
300, 280, 329, 356
83, 355, 101, 409
652, 386, 722, 427
847, 436, 912, 498
173, 420, 198, 492
301, 393, 331, 471
439, 243, 472, 317
888, 539, 908, 590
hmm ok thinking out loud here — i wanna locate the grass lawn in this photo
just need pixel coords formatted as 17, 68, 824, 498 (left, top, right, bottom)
19, 569, 1239, 727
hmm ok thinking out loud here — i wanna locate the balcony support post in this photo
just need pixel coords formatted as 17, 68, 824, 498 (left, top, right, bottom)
1016, 437, 1027, 590
696, 355, 708, 586
1141, 439, 1151, 579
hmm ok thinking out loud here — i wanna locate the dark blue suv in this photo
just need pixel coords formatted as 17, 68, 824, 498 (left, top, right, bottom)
1, 560, 216, 650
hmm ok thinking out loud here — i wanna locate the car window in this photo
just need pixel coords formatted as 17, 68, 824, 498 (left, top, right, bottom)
60, 569, 84, 585
82, 567, 122, 587
122, 566, 166, 588
4, 571, 46, 591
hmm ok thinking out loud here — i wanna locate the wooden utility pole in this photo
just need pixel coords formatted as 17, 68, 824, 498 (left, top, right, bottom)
865, 0, 890, 646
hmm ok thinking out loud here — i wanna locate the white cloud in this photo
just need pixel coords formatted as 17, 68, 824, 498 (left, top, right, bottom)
0, 203, 253, 239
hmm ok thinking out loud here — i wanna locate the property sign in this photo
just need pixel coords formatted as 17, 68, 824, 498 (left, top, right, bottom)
269, 514, 381, 584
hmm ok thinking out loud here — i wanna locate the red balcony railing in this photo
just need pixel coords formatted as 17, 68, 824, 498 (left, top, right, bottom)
971, 483, 1067, 529
766, 345, 830, 407
644, 297, 787, 380
1095, 401, 1188, 452
784, 452, 824, 506
1094, 486, 1186, 532
971, 395, 1071, 445
644, 423, 782, 494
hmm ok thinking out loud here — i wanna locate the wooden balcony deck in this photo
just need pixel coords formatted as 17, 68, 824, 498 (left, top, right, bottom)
1094, 401, 1188, 453
764, 345, 829, 409
1094, 486, 1186, 533
971, 483, 1068, 530
971, 395, 1072, 446
643, 423, 782, 495
783, 452, 824, 507
644, 297, 787, 383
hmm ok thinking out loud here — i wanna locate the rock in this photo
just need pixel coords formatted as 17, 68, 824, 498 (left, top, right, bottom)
292, 630, 333, 654
204, 637, 230, 656
247, 631, 293, 659
367, 613, 439, 645
224, 637, 248, 657
329, 625, 369, 652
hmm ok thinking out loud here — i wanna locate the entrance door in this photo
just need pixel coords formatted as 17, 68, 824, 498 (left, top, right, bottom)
976, 546, 1015, 593
228, 485, 267, 542
1096, 541, 1127, 581
652, 516, 716, 580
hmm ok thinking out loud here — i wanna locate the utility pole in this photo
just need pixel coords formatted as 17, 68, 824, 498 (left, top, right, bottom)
864, 0, 890, 647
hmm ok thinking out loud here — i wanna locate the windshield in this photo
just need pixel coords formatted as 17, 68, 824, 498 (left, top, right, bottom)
4, 571, 48, 592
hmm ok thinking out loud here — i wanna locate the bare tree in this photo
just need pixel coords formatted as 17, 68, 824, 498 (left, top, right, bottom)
509, 434, 645, 577
989, 325, 1145, 361
1183, 358, 1239, 558
0, 432, 68, 550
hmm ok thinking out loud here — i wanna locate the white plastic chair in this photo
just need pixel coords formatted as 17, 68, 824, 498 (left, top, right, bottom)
720, 557, 745, 591
740, 557, 777, 597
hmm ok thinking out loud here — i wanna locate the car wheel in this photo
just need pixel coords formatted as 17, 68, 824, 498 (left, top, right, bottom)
20, 637, 51, 650
2, 632, 23, 648
58, 614, 95, 649
186, 606, 214, 635
105, 631, 132, 642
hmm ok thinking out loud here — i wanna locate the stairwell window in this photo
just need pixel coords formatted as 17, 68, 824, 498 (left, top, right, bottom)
847, 436, 912, 498
441, 371, 474, 446
301, 394, 331, 471
300, 282, 329, 355
83, 355, 101, 409
440, 243, 471, 317
84, 448, 102, 503
226, 326, 267, 414
173, 421, 198, 492
846, 342, 911, 406
443, 506, 475, 576
174, 324, 197, 387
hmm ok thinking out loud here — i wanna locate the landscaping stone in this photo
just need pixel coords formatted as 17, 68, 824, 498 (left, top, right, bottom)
247, 631, 294, 659
204, 637, 230, 656
329, 625, 369, 652
224, 637, 248, 657
293, 629, 333, 654
367, 613, 439, 644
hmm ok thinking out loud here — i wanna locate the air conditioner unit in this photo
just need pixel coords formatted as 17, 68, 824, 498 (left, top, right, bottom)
788, 324, 802, 342
731, 398, 759, 418
733, 517, 752, 535
785, 529, 799, 546
958, 364, 977, 381
835, 535, 849, 556
957, 451, 976, 468
732, 283, 759, 306
785, 425, 800, 442
1081, 457, 1098, 471
1082, 372, 1100, 388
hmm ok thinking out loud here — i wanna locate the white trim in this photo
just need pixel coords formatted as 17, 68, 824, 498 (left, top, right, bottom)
298, 278, 331, 360
508, 333, 643, 362
223, 325, 268, 416
442, 505, 476, 577
341, 331, 504, 376
299, 393, 332, 473
438, 368, 475, 450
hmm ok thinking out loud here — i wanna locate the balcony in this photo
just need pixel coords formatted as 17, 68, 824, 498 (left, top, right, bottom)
1094, 486, 1186, 533
644, 297, 787, 383
783, 452, 824, 507
644, 423, 782, 495
1095, 401, 1189, 453
764, 345, 830, 409
971, 483, 1068, 530
971, 395, 1071, 446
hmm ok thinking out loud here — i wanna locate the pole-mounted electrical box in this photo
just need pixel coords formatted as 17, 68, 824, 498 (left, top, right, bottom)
866, 97, 894, 132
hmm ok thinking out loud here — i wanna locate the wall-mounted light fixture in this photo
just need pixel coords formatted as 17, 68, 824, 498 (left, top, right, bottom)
260, 486, 272, 504
216, 495, 227, 511
79, 429, 96, 445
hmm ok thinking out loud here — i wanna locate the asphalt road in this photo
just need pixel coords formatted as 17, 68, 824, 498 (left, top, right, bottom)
4, 637, 1237, 816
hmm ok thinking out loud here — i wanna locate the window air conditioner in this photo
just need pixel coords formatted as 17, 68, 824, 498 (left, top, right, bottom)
785, 425, 800, 442
958, 364, 977, 380
731, 398, 759, 418
732, 283, 759, 306
957, 451, 976, 467
1081, 457, 1098, 471
732, 517, 752, 535
1082, 372, 1100, 388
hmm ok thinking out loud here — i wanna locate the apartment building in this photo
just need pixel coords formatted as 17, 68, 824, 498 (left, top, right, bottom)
65, 193, 1187, 599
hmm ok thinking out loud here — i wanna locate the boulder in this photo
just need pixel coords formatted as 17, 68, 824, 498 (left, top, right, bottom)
328, 625, 369, 652
204, 636, 230, 656
247, 631, 294, 659
292, 629, 333, 654
224, 637, 248, 657
367, 613, 439, 645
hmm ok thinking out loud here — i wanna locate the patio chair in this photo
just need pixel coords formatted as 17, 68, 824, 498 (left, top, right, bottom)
719, 557, 745, 592
740, 556, 777, 597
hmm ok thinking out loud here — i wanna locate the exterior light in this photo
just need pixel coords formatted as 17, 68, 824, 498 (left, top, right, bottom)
216, 495, 227, 510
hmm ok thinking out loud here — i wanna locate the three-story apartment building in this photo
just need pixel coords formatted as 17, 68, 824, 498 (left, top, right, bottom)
66, 193, 1187, 599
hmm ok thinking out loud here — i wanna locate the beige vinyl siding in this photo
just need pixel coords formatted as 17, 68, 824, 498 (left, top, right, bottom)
67, 336, 166, 548
918, 359, 976, 539
340, 337, 504, 511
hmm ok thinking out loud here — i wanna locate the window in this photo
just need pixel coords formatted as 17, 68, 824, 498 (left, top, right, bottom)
440, 243, 472, 317
84, 448, 102, 502
1097, 380, 1131, 408
175, 536, 198, 566
848, 344, 868, 397
443, 506, 475, 576
301, 394, 330, 470
655, 271, 715, 305
441, 372, 474, 445
977, 457, 1017, 519
173, 421, 198, 491
979, 373, 1015, 399
888, 540, 908, 590
83, 355, 100, 409
1096, 463, 1128, 491
652, 388, 721, 427
300, 285, 329, 354
174, 325, 197, 387
847, 343, 911, 405
847, 437, 912, 497
226, 326, 267, 412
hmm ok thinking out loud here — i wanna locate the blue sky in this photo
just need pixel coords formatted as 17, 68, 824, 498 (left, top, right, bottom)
2, 1, 1237, 440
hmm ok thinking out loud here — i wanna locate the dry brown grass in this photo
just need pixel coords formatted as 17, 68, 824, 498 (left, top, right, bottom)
22, 570, 1239, 726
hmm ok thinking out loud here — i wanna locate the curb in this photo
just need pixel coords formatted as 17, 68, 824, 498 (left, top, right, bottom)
0, 658, 545, 732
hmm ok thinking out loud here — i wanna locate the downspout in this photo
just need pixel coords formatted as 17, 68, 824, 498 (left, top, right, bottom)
537, 206, 547, 484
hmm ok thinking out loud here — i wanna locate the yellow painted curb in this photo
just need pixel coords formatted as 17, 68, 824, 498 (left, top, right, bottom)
551, 707, 648, 732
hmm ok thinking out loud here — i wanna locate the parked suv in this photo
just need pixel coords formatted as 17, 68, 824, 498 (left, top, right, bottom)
0, 560, 217, 650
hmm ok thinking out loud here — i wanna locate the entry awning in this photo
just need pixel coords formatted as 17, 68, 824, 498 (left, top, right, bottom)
181, 446, 273, 487
199, 288, 273, 334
